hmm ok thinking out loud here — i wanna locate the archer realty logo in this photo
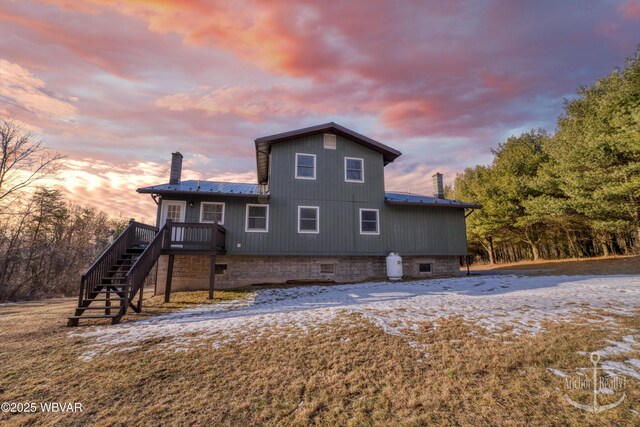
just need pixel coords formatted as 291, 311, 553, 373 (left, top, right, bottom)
562, 352, 627, 413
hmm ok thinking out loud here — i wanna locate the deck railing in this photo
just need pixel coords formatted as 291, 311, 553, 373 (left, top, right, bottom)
164, 220, 226, 251
77, 220, 158, 306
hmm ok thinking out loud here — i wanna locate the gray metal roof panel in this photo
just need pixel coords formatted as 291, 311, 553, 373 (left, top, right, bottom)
385, 192, 481, 209
137, 180, 268, 196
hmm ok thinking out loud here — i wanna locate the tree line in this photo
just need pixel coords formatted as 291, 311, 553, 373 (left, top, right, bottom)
453, 50, 640, 263
0, 120, 128, 302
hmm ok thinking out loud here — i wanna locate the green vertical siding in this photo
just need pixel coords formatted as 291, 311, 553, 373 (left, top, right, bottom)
158, 133, 469, 256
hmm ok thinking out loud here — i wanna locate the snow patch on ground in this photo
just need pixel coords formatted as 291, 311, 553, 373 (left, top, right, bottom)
547, 368, 568, 378
598, 335, 640, 357
70, 274, 640, 360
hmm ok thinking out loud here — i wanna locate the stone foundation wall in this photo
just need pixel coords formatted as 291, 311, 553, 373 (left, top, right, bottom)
154, 254, 461, 295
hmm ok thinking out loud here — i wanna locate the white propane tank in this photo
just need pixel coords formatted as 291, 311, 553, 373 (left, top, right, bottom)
386, 252, 403, 281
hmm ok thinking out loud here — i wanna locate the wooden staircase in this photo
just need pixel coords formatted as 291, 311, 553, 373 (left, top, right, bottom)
68, 221, 160, 326
68, 246, 146, 325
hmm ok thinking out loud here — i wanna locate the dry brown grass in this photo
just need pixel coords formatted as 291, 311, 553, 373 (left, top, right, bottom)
120, 289, 250, 322
1, 291, 639, 426
470, 255, 640, 276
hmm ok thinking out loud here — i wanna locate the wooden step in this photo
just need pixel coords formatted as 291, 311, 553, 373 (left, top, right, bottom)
93, 289, 128, 295
68, 314, 119, 319
77, 306, 123, 310
102, 277, 128, 282
86, 298, 128, 302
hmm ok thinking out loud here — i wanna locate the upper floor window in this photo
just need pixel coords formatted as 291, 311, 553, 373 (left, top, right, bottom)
245, 204, 269, 232
298, 206, 319, 234
200, 202, 224, 224
345, 157, 364, 183
295, 153, 316, 180
360, 208, 379, 235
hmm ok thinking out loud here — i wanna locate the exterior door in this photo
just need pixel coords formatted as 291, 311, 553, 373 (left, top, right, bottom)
160, 201, 186, 245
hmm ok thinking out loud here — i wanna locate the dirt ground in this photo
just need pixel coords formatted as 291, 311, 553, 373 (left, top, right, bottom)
470, 255, 640, 276
1, 259, 639, 426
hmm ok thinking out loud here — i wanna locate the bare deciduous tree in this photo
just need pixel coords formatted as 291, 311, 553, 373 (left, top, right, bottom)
0, 120, 65, 204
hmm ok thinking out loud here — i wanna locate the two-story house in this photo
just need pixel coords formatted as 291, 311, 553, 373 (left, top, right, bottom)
68, 122, 480, 325
137, 122, 480, 294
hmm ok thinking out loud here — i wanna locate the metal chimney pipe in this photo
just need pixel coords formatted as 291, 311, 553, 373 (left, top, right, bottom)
432, 172, 444, 199
169, 152, 183, 185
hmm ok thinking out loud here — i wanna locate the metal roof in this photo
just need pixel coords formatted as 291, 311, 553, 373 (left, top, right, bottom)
137, 180, 269, 197
385, 192, 482, 209
255, 122, 402, 184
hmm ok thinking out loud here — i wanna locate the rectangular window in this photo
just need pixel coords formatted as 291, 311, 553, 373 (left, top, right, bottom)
214, 264, 228, 274
323, 134, 337, 149
320, 263, 335, 274
419, 263, 432, 273
295, 153, 316, 180
345, 157, 364, 183
200, 202, 224, 224
298, 206, 319, 234
359, 208, 379, 235
245, 204, 269, 232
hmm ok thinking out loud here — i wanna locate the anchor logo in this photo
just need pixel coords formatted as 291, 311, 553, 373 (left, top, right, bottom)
563, 352, 626, 413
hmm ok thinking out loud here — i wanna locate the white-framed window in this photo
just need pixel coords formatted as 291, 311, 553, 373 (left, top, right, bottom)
345, 157, 364, 183
200, 202, 225, 224
297, 206, 319, 234
245, 204, 269, 232
359, 208, 379, 235
295, 153, 316, 180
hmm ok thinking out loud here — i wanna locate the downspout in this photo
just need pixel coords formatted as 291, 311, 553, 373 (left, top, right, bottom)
464, 208, 475, 275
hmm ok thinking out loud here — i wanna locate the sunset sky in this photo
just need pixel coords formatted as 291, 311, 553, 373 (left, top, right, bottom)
1, 0, 640, 220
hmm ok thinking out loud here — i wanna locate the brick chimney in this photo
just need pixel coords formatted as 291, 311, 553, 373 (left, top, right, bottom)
432, 172, 444, 199
169, 152, 183, 185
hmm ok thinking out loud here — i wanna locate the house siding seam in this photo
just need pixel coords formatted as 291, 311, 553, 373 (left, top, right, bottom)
154, 254, 461, 293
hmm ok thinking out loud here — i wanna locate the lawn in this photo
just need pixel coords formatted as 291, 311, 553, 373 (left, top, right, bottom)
1, 257, 640, 426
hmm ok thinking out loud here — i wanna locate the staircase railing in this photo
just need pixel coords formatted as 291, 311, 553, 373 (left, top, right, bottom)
123, 223, 167, 314
77, 220, 158, 306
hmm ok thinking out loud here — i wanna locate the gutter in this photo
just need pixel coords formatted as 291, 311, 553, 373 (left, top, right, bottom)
385, 200, 482, 210
137, 189, 270, 198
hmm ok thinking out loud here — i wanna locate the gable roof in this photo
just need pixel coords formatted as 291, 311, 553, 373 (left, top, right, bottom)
384, 192, 482, 209
255, 122, 402, 184
137, 180, 269, 198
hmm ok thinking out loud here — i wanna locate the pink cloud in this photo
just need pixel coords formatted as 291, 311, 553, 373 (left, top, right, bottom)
0, 0, 639, 218
156, 84, 315, 121
619, 0, 640, 19
0, 59, 78, 121
48, 157, 257, 220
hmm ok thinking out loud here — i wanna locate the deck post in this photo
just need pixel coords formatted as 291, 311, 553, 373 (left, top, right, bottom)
209, 255, 216, 300
165, 254, 174, 303
105, 290, 111, 315
163, 219, 172, 250
137, 281, 144, 312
